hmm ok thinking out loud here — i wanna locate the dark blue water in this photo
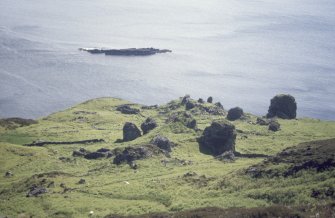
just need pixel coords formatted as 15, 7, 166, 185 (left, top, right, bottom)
1, 0, 335, 120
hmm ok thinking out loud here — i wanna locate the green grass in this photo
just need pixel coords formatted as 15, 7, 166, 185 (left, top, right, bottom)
0, 97, 334, 217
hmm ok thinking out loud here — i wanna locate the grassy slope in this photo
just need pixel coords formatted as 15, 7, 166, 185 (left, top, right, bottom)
0, 97, 334, 217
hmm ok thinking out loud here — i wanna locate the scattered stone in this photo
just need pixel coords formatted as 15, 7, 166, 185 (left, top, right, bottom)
84, 152, 107, 160
60, 183, 66, 188
267, 94, 297, 119
198, 98, 205, 104
256, 117, 270, 126
129, 161, 138, 170
72, 148, 90, 157
207, 97, 213, 103
4, 171, 13, 177
151, 135, 175, 152
123, 122, 141, 141
141, 117, 158, 134
183, 172, 198, 177
96, 148, 111, 153
215, 150, 235, 162
198, 120, 237, 156
141, 105, 158, 110
227, 107, 244, 121
116, 105, 140, 114
26, 185, 47, 197
268, 120, 281, 132
78, 179, 86, 184
185, 101, 196, 110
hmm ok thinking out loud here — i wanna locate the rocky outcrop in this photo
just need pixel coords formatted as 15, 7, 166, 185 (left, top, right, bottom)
227, 107, 244, 121
267, 94, 297, 119
116, 105, 140, 114
123, 122, 141, 141
198, 98, 205, 104
141, 118, 157, 134
198, 120, 236, 155
166, 111, 197, 130
256, 117, 270, 126
113, 144, 163, 165
151, 135, 175, 152
80, 47, 172, 56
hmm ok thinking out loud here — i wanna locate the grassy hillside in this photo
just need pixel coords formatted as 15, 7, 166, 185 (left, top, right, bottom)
0, 97, 334, 217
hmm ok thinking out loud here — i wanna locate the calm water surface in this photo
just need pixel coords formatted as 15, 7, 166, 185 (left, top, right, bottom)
0, 0, 335, 119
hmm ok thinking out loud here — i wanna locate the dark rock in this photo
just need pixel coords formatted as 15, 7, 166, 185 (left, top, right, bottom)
96, 148, 111, 153
113, 145, 159, 165
72, 148, 90, 157
181, 95, 191, 105
123, 122, 141, 141
207, 97, 213, 103
4, 171, 13, 177
215, 102, 223, 108
47, 181, 55, 188
186, 119, 197, 129
267, 94, 297, 119
78, 179, 86, 184
141, 105, 158, 110
116, 105, 140, 114
198, 120, 236, 156
227, 107, 244, 121
215, 150, 235, 162
183, 172, 198, 177
84, 152, 107, 160
185, 101, 196, 110
129, 161, 138, 170
141, 117, 157, 134
26, 185, 47, 197
80, 47, 172, 56
198, 98, 205, 104
151, 135, 175, 152
269, 121, 281, 132
256, 117, 270, 125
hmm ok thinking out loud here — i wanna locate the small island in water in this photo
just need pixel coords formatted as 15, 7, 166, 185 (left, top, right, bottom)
79, 47, 172, 56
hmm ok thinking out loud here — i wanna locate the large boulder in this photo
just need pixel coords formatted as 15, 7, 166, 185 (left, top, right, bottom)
227, 107, 244, 121
151, 135, 175, 152
141, 117, 157, 134
207, 96, 213, 103
198, 120, 236, 155
26, 185, 47, 197
181, 95, 191, 105
185, 101, 196, 110
267, 94, 297, 119
123, 122, 141, 141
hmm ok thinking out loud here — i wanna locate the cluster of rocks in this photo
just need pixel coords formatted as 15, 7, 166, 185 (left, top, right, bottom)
122, 118, 158, 142
256, 117, 281, 132
166, 111, 197, 130
72, 147, 113, 159
116, 105, 140, 115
